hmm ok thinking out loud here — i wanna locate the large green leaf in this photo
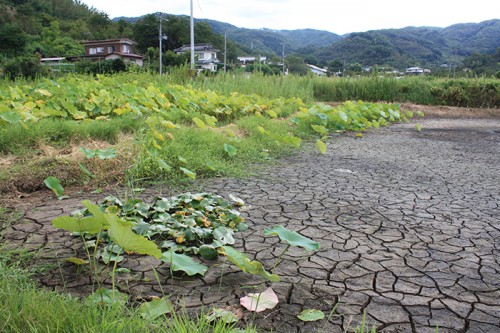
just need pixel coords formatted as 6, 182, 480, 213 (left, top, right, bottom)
180, 167, 196, 179
297, 309, 325, 322
161, 250, 208, 276
86, 288, 128, 306
0, 110, 22, 124
224, 143, 237, 157
44, 176, 64, 197
264, 225, 319, 251
138, 297, 173, 320
52, 215, 103, 234
222, 246, 279, 282
106, 214, 161, 258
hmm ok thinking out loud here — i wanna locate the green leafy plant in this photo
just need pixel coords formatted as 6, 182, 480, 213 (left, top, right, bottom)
43, 176, 68, 200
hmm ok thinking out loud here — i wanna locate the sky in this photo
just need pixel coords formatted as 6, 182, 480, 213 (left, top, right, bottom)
79, 0, 499, 35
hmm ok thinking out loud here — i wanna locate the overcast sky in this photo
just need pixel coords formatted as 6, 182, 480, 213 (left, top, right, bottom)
79, 0, 499, 35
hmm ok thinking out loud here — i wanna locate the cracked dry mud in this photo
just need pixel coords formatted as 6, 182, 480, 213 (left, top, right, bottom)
1, 111, 499, 333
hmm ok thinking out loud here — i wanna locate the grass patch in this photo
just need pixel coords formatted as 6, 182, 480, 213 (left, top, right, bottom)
130, 115, 303, 183
0, 260, 254, 333
0, 115, 140, 155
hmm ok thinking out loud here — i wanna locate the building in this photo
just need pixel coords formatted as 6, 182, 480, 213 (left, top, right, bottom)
405, 66, 431, 75
174, 44, 220, 72
76, 38, 143, 66
237, 56, 267, 67
306, 64, 328, 76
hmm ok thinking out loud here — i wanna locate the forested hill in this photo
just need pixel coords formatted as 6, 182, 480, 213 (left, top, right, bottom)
1, 0, 497, 70
309, 19, 500, 68
196, 19, 342, 55
0, 0, 129, 57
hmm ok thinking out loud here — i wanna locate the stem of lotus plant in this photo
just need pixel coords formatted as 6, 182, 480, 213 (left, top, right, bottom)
111, 248, 120, 295
272, 244, 290, 273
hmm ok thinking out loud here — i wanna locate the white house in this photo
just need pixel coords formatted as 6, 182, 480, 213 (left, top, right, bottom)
237, 56, 267, 67
405, 67, 431, 75
174, 44, 220, 72
306, 64, 328, 76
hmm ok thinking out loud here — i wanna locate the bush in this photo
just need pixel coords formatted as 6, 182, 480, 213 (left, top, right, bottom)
3, 56, 50, 80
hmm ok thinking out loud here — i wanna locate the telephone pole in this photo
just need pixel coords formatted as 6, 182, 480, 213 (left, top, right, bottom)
190, 0, 195, 71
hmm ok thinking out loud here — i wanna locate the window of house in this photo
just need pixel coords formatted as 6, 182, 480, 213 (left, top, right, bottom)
89, 48, 97, 55
96, 47, 104, 53
108, 46, 116, 53
121, 45, 130, 54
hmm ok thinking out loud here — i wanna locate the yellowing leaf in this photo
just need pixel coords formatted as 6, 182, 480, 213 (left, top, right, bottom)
66, 257, 88, 265
315, 140, 327, 154
257, 126, 266, 134
266, 109, 278, 118
192, 117, 206, 129
106, 214, 161, 258
153, 130, 165, 141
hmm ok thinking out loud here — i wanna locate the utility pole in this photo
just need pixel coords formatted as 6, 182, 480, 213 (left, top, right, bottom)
157, 13, 168, 76
190, 0, 195, 71
224, 30, 227, 73
282, 43, 285, 76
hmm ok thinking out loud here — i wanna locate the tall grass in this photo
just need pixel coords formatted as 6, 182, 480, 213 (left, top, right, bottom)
167, 66, 315, 102
310, 75, 499, 107
164, 68, 499, 107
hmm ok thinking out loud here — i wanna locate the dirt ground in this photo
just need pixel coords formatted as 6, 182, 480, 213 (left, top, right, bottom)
1, 105, 499, 332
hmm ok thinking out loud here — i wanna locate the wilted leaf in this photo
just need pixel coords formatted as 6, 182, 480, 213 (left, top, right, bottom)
264, 225, 319, 251
355, 133, 364, 138
161, 250, 208, 276
240, 287, 278, 312
138, 297, 173, 320
297, 309, 325, 322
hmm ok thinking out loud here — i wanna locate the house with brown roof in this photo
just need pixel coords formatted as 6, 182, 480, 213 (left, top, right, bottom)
77, 38, 143, 66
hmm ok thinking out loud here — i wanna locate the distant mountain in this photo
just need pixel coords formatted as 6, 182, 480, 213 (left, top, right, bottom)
197, 18, 341, 54
310, 19, 500, 68
114, 14, 499, 69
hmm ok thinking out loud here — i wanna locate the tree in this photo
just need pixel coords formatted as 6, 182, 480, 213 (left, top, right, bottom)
133, 14, 160, 54
286, 55, 307, 75
0, 23, 27, 56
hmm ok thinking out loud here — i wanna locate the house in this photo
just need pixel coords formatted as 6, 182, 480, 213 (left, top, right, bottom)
405, 66, 431, 75
306, 64, 328, 76
174, 44, 220, 72
76, 38, 143, 66
237, 56, 267, 67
